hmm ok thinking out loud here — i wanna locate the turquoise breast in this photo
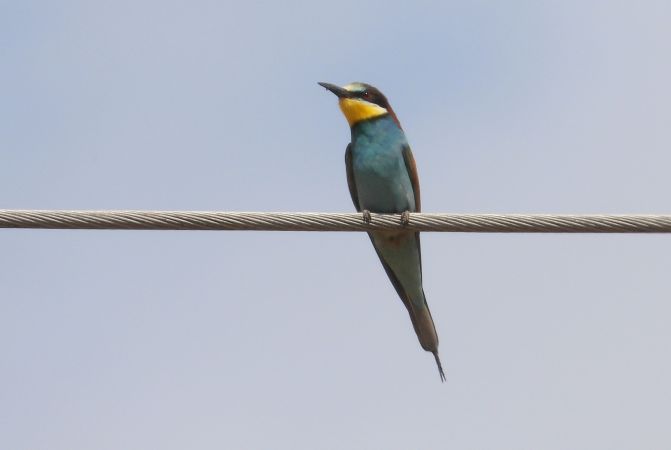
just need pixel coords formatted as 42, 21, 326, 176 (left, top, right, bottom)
350, 115, 415, 213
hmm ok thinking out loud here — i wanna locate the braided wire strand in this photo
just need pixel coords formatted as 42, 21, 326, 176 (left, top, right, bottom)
2, 209, 671, 233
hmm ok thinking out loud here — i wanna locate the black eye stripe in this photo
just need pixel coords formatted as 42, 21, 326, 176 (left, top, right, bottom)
361, 92, 382, 106
359, 90, 375, 102
351, 85, 390, 109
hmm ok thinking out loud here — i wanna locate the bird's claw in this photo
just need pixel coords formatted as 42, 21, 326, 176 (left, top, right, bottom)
401, 211, 411, 225
362, 210, 372, 224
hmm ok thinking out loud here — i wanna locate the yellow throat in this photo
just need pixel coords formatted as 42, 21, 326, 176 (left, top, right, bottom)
338, 98, 388, 126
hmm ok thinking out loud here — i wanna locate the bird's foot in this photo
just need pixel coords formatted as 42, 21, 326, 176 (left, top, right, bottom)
362, 210, 372, 224
401, 211, 411, 225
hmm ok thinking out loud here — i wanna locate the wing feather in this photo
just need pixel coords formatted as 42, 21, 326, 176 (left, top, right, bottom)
402, 144, 421, 212
345, 143, 361, 211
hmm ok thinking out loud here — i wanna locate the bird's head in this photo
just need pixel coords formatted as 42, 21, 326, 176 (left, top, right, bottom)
318, 82, 401, 128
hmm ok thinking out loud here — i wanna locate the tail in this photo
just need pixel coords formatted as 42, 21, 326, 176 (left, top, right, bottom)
409, 295, 445, 382
433, 351, 446, 382
368, 231, 445, 381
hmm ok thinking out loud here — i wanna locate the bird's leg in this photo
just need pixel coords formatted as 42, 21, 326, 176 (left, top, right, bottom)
401, 210, 411, 225
362, 210, 372, 224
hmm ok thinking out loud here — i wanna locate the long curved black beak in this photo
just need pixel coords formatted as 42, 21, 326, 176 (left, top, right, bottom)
318, 82, 352, 99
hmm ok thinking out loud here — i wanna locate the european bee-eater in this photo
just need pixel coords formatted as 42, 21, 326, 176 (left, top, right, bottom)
319, 81, 445, 381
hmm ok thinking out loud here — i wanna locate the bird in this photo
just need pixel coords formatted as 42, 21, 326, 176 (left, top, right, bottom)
318, 81, 445, 381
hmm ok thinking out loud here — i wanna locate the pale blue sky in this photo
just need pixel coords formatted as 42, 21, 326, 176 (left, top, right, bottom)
2, 1, 671, 449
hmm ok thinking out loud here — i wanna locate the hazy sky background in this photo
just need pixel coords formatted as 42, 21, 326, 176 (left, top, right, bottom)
2, 1, 671, 449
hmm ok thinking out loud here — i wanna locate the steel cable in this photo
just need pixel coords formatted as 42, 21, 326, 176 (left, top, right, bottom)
2, 210, 671, 233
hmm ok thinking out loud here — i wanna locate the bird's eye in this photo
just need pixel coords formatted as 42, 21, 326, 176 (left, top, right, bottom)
361, 90, 371, 99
